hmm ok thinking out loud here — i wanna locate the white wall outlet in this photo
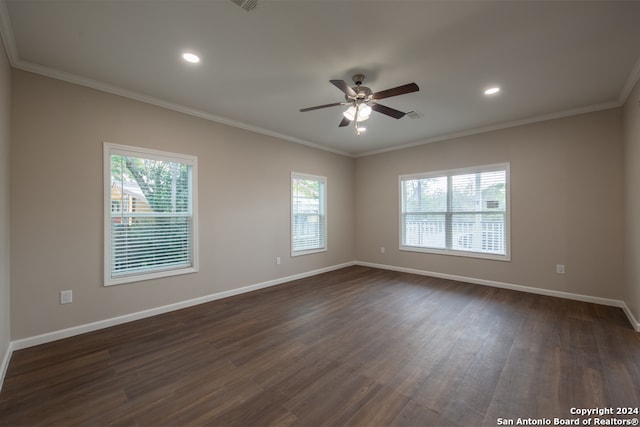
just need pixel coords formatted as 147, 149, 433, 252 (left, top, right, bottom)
276, 256, 281, 265
556, 264, 565, 274
380, 247, 385, 254
60, 290, 73, 304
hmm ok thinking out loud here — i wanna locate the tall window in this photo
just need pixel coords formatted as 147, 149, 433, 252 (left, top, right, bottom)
104, 143, 198, 285
291, 173, 326, 256
400, 163, 509, 260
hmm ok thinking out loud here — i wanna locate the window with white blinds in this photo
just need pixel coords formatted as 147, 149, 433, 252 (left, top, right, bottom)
291, 173, 326, 256
400, 163, 509, 260
104, 143, 198, 285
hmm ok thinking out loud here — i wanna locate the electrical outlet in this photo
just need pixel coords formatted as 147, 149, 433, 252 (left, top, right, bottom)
556, 264, 565, 274
380, 247, 385, 254
276, 256, 281, 265
60, 290, 73, 304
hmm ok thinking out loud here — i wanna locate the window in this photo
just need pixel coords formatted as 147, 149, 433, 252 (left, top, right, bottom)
104, 143, 198, 285
291, 173, 326, 256
400, 163, 509, 260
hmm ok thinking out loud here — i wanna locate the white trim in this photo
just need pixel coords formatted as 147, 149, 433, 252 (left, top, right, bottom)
399, 163, 510, 261
103, 142, 199, 286
0, 10, 348, 157
621, 303, 640, 332
291, 172, 327, 257
619, 55, 640, 105
9, 260, 639, 352
10, 262, 355, 352
356, 261, 640, 332
398, 246, 510, 262
290, 248, 328, 257
3, 259, 639, 392
0, 0, 17, 64
8, 260, 637, 353
356, 101, 621, 158
7, 57, 353, 157
0, 341, 14, 393
0, 0, 638, 160
106, 142, 198, 164
399, 162, 510, 182
10, 55, 627, 160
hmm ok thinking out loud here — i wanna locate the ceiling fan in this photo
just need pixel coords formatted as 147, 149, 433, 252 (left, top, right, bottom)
300, 74, 419, 135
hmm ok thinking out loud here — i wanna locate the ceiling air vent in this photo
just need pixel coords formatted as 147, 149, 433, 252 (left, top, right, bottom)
230, 0, 258, 12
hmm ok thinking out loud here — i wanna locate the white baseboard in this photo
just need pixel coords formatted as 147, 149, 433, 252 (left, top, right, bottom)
3, 260, 639, 392
621, 303, 640, 332
0, 341, 14, 393
10, 261, 356, 352
356, 261, 640, 332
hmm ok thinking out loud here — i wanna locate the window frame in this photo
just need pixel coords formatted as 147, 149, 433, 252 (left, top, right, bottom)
103, 142, 198, 286
399, 163, 510, 261
291, 172, 327, 257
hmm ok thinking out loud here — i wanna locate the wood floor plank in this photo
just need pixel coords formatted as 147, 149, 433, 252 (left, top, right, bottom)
1, 266, 639, 426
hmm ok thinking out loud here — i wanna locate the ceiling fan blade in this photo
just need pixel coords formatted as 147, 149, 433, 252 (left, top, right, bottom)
330, 80, 357, 98
372, 83, 419, 100
371, 103, 406, 119
300, 102, 345, 112
339, 117, 351, 127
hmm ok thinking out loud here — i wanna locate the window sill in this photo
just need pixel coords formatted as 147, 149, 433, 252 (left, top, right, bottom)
105, 266, 198, 286
399, 245, 510, 262
291, 248, 327, 257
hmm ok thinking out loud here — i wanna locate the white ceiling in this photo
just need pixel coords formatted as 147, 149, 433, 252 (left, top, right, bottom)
1, 0, 640, 156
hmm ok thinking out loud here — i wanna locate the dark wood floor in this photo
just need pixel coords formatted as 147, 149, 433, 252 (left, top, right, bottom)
1, 266, 639, 426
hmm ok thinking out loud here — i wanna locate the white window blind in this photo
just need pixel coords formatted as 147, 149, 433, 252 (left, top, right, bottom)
291, 173, 326, 256
400, 163, 509, 260
104, 143, 198, 285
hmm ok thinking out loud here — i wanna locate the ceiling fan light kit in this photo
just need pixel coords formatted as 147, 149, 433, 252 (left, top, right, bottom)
300, 73, 419, 136
343, 104, 371, 122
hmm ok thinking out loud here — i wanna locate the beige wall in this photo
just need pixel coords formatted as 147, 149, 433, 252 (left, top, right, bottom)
0, 39, 11, 368
355, 109, 625, 300
7, 67, 635, 341
10, 70, 355, 339
623, 79, 640, 323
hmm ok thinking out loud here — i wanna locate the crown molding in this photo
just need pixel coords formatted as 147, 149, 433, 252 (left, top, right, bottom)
620, 55, 640, 105
15, 59, 354, 157
0, 1, 353, 157
356, 100, 621, 157
2, 0, 639, 159
0, 0, 17, 64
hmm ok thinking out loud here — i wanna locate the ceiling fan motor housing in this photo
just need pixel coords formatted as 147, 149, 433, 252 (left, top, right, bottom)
350, 74, 371, 101
346, 86, 372, 102
352, 74, 366, 85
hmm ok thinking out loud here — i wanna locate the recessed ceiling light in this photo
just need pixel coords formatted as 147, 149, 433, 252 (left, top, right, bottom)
484, 86, 501, 96
182, 52, 200, 64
